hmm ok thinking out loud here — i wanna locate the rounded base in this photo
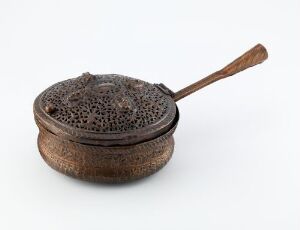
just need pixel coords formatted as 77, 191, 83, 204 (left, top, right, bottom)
37, 125, 175, 183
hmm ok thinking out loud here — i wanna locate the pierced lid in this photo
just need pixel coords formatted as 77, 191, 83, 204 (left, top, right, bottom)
34, 73, 177, 146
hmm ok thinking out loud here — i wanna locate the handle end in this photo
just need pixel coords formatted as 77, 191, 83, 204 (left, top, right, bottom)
221, 43, 268, 76
254, 43, 268, 63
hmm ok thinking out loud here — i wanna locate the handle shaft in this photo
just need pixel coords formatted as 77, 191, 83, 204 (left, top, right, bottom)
173, 44, 268, 102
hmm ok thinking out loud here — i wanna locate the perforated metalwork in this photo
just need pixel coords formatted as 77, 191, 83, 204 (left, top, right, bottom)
39, 73, 175, 134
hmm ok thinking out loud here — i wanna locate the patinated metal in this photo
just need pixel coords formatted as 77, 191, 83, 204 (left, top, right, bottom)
34, 44, 268, 183
34, 73, 176, 146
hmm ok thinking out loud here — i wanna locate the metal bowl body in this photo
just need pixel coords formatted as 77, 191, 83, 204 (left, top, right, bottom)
36, 112, 179, 183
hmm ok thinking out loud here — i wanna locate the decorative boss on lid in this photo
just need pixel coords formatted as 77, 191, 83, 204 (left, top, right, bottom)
34, 44, 268, 183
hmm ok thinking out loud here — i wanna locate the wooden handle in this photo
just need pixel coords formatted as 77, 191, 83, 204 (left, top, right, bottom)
173, 44, 268, 102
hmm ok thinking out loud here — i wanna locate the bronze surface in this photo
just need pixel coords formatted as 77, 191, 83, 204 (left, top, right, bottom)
34, 44, 268, 183
173, 44, 268, 101
34, 73, 176, 146
37, 112, 178, 183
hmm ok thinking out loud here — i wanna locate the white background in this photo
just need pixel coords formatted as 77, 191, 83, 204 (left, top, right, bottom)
0, 0, 299, 229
